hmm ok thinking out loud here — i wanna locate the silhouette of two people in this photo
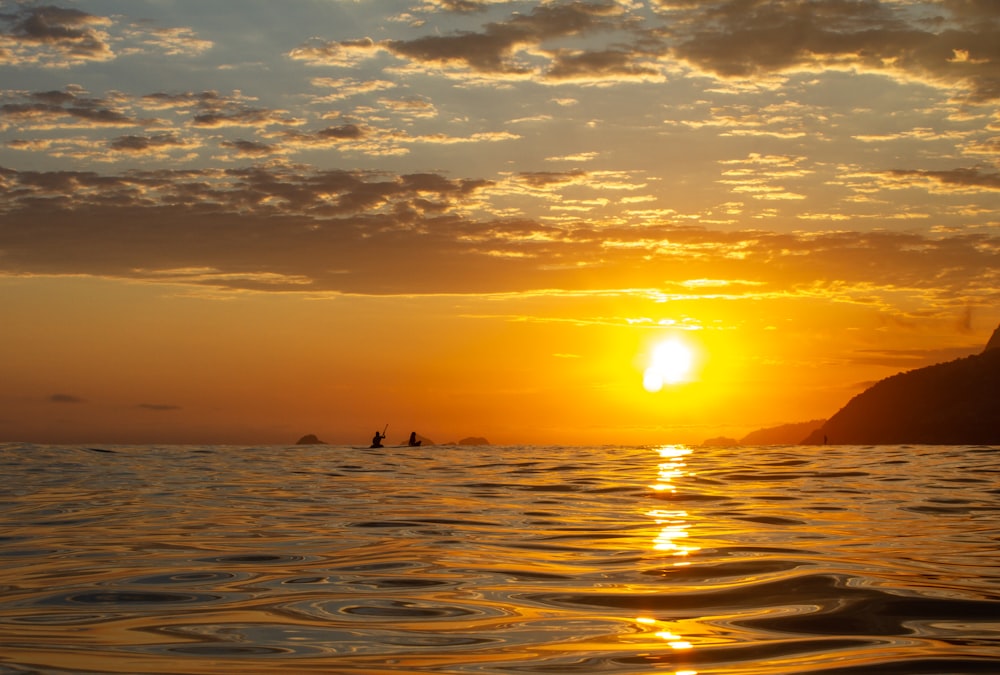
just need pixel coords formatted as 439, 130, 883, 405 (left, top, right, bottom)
370, 429, 421, 448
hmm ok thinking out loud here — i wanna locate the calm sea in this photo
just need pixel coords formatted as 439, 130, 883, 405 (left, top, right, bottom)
1, 442, 998, 674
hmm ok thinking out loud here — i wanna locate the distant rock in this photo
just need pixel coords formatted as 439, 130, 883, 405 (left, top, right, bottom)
701, 436, 740, 446
296, 434, 325, 445
446, 436, 490, 446
803, 325, 1000, 445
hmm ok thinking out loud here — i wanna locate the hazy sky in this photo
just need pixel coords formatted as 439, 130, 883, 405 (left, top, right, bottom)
1, 0, 998, 445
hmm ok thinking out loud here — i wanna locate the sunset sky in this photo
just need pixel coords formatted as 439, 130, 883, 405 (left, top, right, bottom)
1, 0, 998, 446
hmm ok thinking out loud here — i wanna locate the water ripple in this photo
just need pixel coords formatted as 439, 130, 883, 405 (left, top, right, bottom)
0, 442, 998, 673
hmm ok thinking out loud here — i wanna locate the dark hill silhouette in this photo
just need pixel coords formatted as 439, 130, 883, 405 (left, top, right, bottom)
741, 419, 826, 445
803, 329, 1000, 445
702, 419, 825, 446
985, 324, 1000, 353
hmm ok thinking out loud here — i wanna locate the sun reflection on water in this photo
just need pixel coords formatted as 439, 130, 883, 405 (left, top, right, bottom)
648, 445, 700, 559
634, 445, 702, 673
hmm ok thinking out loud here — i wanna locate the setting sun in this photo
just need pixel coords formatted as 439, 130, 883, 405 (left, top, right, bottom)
643, 338, 696, 392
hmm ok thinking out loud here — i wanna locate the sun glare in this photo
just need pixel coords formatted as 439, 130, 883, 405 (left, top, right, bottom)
643, 338, 695, 392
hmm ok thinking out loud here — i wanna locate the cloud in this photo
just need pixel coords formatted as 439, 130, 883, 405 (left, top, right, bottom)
289, 1, 1000, 96
121, 26, 212, 58
717, 152, 811, 201
0, 165, 493, 220
276, 123, 518, 157
290, 2, 662, 84
138, 403, 181, 411
191, 108, 303, 129
885, 167, 1000, 193
108, 133, 182, 152
289, 37, 383, 68
416, 0, 499, 12
308, 77, 397, 102
0, 3, 212, 67
3, 81, 520, 163
0, 4, 113, 66
50, 393, 84, 403
545, 47, 665, 83
219, 139, 280, 158
663, 0, 1000, 102
0, 165, 996, 309
140, 90, 249, 111
377, 96, 438, 119
0, 87, 149, 131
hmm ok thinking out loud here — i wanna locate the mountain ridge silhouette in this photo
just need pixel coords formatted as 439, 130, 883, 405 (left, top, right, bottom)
802, 324, 1000, 445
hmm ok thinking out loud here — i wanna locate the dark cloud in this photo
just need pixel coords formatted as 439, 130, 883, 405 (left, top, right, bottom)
1, 88, 146, 129
422, 0, 491, 12
1, 88, 313, 161
138, 404, 181, 411
0, 3, 211, 66
286, 0, 1000, 95
220, 139, 277, 156
887, 167, 1000, 191
546, 47, 661, 81
313, 1, 639, 78
141, 91, 231, 110
29, 89, 78, 105
191, 108, 300, 129
517, 170, 587, 187
1, 5, 112, 61
0, 165, 996, 300
50, 393, 84, 403
317, 124, 364, 140
143, 90, 303, 129
665, 0, 1000, 101
109, 133, 184, 152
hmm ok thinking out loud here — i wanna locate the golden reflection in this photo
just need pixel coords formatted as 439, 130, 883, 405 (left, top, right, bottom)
648, 445, 700, 558
637, 618, 695, 652
635, 616, 698, 672
634, 446, 701, 672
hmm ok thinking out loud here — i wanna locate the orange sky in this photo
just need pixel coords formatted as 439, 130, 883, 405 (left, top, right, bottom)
1, 1, 998, 445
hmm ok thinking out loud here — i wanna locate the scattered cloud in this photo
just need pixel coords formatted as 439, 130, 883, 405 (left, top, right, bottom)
290, 2, 664, 84
1, 1, 998, 321
663, 0, 1000, 102
0, 166, 996, 306
0, 3, 211, 67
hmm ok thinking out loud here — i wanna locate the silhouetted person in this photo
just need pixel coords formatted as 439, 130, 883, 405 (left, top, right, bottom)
407, 432, 421, 447
371, 430, 386, 448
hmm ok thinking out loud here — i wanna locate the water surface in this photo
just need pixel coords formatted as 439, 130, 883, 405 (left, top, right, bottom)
1, 443, 998, 673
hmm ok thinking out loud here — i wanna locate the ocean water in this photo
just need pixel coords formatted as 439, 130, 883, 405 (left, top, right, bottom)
1, 443, 998, 674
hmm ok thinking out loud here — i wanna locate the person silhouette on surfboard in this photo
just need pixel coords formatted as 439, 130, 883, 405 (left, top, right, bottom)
371, 428, 386, 448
